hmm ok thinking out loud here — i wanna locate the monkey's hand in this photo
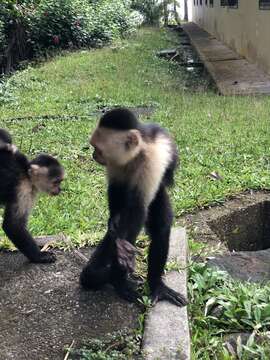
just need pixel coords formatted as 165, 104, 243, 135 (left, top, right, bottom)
151, 282, 188, 307
31, 251, 56, 264
116, 239, 137, 274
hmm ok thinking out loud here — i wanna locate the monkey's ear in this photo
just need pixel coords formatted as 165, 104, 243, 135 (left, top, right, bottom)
125, 130, 140, 149
29, 164, 48, 177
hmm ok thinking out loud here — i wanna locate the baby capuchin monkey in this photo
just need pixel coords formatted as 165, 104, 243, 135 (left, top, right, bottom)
80, 108, 188, 307
0, 129, 65, 263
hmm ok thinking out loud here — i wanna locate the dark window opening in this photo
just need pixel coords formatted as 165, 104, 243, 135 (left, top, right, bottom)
221, 0, 228, 6
194, 0, 196, 5
206, 0, 208, 5
200, 0, 202, 5
228, 0, 238, 7
259, 0, 270, 9
210, 0, 214, 6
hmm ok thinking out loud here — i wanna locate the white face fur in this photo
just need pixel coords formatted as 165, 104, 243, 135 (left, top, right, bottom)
90, 124, 174, 207
90, 126, 142, 167
28, 165, 64, 196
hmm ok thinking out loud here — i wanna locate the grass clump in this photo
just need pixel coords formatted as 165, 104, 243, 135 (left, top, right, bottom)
189, 263, 270, 359
68, 329, 143, 360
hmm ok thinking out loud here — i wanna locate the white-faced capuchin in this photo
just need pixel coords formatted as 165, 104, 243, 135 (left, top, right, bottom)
80, 108, 188, 307
0, 129, 65, 263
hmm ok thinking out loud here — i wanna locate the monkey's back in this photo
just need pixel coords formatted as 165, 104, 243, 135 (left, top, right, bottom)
0, 150, 29, 204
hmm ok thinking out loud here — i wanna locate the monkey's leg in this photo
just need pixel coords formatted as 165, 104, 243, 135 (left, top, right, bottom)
80, 231, 114, 290
146, 186, 188, 307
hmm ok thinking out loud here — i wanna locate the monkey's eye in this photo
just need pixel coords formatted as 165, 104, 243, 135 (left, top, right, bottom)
52, 179, 62, 186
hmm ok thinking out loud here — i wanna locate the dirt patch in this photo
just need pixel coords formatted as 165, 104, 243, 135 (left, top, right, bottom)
3, 106, 156, 123
0, 248, 140, 360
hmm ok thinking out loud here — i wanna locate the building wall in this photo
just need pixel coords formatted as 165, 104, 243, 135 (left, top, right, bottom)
189, 0, 270, 74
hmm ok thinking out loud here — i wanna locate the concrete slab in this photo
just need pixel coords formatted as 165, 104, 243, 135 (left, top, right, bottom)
208, 248, 270, 282
0, 248, 140, 360
182, 22, 270, 95
142, 227, 190, 360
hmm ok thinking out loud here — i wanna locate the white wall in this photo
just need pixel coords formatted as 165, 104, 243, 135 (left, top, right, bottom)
189, 0, 270, 74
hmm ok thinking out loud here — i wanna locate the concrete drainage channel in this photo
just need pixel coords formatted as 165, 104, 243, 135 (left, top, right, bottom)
157, 25, 211, 83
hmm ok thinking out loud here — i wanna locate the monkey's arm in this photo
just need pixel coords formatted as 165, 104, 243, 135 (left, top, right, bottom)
3, 204, 56, 263
108, 184, 145, 273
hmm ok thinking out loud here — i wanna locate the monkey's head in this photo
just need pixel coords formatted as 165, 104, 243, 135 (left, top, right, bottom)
90, 108, 143, 167
29, 154, 65, 196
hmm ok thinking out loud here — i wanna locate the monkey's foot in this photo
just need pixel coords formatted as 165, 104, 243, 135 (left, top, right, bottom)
116, 239, 137, 274
150, 282, 188, 307
31, 251, 56, 264
114, 279, 140, 303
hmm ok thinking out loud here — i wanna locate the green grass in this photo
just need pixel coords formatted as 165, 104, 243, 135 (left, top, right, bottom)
1, 27, 270, 244
189, 263, 270, 360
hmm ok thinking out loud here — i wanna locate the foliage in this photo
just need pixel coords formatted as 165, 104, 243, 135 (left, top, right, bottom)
30, 0, 137, 50
0, 0, 140, 72
189, 262, 270, 359
131, 0, 163, 25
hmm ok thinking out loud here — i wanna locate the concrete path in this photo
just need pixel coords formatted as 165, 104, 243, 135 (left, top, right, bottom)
0, 247, 140, 360
143, 227, 190, 360
182, 22, 270, 95
0, 227, 190, 360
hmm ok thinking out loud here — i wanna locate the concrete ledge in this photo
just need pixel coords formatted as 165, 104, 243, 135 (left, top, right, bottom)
142, 227, 190, 360
182, 22, 270, 95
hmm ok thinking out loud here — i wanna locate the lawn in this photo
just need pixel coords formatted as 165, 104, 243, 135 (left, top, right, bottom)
1, 26, 270, 358
1, 27, 270, 245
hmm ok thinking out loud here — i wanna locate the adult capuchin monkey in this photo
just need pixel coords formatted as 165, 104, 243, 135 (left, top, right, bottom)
0, 129, 65, 263
80, 108, 188, 307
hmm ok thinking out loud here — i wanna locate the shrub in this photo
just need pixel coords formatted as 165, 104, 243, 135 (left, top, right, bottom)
0, 0, 140, 73
131, 0, 163, 25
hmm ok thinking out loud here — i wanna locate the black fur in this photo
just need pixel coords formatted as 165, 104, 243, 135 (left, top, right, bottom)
0, 148, 29, 203
0, 128, 12, 144
99, 108, 139, 130
31, 154, 63, 179
80, 113, 187, 307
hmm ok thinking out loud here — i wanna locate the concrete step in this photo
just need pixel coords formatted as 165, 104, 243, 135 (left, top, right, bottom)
182, 22, 270, 95
142, 227, 191, 360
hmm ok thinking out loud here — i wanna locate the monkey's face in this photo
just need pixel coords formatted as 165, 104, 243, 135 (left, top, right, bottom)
47, 175, 65, 196
29, 165, 64, 195
90, 126, 141, 167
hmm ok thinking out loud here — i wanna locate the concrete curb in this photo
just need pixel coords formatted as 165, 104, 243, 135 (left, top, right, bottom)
142, 227, 190, 360
182, 22, 270, 95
